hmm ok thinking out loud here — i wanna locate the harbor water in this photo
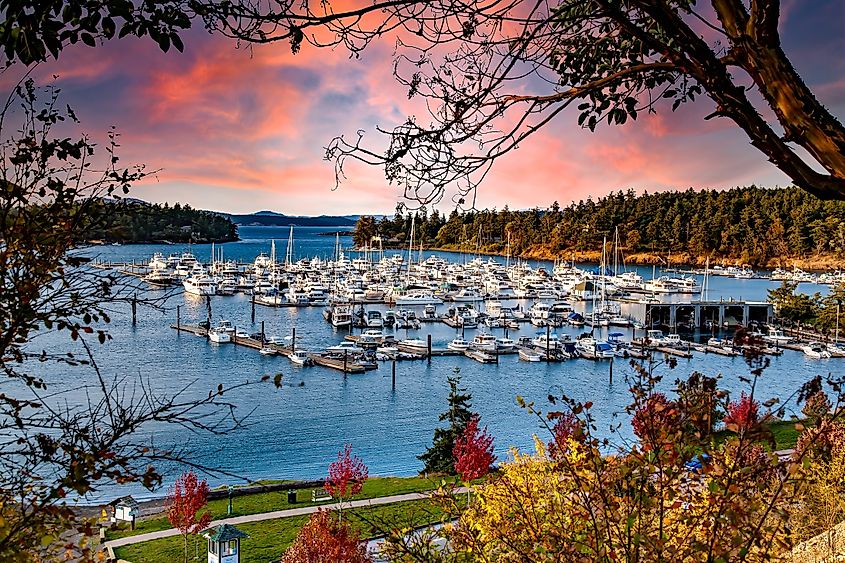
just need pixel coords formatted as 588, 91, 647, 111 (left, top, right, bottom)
45, 227, 838, 501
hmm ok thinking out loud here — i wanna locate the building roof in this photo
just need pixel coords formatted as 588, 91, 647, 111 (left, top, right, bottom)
109, 495, 139, 508
204, 524, 249, 542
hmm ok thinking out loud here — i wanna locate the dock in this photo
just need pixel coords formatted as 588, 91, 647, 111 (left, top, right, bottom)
308, 354, 367, 373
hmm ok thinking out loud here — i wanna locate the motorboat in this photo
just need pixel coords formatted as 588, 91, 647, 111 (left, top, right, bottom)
575, 336, 615, 360
326, 341, 363, 354
802, 342, 832, 359
450, 287, 483, 302
519, 349, 542, 362
183, 275, 218, 296
394, 292, 443, 306
826, 343, 845, 357
288, 350, 312, 365
259, 346, 278, 356
144, 268, 173, 287
471, 333, 498, 352
447, 338, 471, 352
495, 337, 516, 353
208, 328, 231, 344
366, 310, 384, 328
763, 327, 792, 345
532, 332, 562, 350
663, 334, 683, 348
359, 329, 384, 344
398, 338, 429, 353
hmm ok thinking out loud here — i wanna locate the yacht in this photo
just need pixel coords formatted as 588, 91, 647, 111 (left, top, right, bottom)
259, 346, 278, 356
366, 310, 384, 328
330, 303, 353, 328
532, 333, 562, 350
208, 328, 232, 344
398, 338, 429, 353
326, 341, 363, 354
450, 287, 483, 302
447, 338, 471, 351
183, 275, 218, 296
802, 342, 832, 359
575, 336, 615, 359
144, 268, 173, 287
288, 350, 312, 365
471, 333, 498, 352
495, 337, 516, 353
359, 329, 384, 344
763, 327, 792, 345
394, 292, 443, 306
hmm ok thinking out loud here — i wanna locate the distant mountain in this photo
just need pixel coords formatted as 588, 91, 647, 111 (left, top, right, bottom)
223, 211, 357, 227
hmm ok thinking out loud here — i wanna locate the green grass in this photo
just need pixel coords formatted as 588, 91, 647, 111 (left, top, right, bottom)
712, 419, 804, 451
114, 498, 448, 563
107, 475, 450, 541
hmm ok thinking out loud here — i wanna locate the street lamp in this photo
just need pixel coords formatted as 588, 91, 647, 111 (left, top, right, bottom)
227, 485, 234, 515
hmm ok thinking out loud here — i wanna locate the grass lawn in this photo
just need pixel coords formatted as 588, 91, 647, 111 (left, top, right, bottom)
107, 475, 453, 541
712, 419, 804, 451
114, 498, 447, 563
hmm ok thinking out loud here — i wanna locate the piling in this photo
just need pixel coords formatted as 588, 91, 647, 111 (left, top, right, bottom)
343, 350, 348, 375
292, 327, 297, 353
251, 293, 256, 323
392, 360, 396, 391
609, 356, 614, 385
131, 293, 137, 326
176, 305, 181, 330
546, 324, 551, 359
261, 321, 265, 344
427, 334, 432, 363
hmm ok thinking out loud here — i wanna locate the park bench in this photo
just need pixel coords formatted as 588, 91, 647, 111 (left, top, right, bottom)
311, 488, 332, 502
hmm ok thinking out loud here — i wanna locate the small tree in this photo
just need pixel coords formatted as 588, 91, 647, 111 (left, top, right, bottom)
453, 414, 496, 485
419, 371, 473, 474
724, 392, 760, 434
326, 444, 368, 522
167, 470, 212, 563
282, 509, 372, 563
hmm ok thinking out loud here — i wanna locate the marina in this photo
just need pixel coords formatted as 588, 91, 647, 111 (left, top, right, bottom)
64, 226, 845, 500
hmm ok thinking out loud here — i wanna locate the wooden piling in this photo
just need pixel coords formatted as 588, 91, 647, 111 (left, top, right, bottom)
131, 293, 137, 326
176, 305, 181, 330
392, 360, 396, 390
261, 321, 265, 344
609, 356, 614, 385
427, 334, 432, 363
292, 327, 296, 353
251, 293, 256, 323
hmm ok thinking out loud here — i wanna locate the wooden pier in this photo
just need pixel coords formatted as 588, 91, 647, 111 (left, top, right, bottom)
307, 354, 367, 373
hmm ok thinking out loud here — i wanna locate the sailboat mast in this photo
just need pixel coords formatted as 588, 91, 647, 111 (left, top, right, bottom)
406, 213, 415, 285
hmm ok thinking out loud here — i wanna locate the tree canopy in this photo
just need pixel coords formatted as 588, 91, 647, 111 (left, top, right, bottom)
2, 0, 844, 201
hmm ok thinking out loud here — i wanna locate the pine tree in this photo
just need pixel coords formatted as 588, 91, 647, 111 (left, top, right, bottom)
418, 371, 473, 474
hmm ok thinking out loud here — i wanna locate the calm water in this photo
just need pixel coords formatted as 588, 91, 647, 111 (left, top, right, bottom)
44, 227, 838, 500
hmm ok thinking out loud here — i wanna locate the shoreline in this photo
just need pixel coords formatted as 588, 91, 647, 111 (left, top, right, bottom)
381, 243, 845, 272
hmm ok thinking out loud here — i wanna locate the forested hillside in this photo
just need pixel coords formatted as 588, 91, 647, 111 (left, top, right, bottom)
86, 200, 238, 243
354, 187, 845, 267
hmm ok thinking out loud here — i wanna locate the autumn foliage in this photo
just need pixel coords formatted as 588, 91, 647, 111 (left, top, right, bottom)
453, 414, 496, 482
282, 509, 372, 563
166, 470, 212, 563
723, 392, 760, 433
326, 443, 368, 521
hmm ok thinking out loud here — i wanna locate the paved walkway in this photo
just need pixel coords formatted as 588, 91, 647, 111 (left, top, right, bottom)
105, 489, 461, 548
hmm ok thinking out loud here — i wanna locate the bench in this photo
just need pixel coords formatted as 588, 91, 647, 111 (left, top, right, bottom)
311, 488, 332, 503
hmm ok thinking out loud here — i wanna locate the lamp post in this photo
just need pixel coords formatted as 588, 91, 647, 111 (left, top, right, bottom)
227, 485, 234, 515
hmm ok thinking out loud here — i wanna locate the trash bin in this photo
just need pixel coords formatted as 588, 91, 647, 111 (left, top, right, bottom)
287, 490, 297, 504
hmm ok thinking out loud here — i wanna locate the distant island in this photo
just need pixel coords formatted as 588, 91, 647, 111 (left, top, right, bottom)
353, 186, 845, 270
86, 200, 238, 244
223, 210, 358, 227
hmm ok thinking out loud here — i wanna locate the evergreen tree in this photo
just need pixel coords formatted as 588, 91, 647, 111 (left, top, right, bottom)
418, 371, 473, 474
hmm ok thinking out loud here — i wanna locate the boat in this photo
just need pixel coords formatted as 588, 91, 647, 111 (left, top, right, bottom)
802, 342, 832, 359
183, 275, 218, 296
366, 310, 384, 328
144, 268, 173, 287
532, 332, 562, 350
288, 350, 312, 365
208, 328, 232, 343
259, 346, 278, 356
495, 337, 516, 353
359, 329, 384, 344
331, 304, 353, 328
575, 336, 615, 359
826, 343, 845, 357
763, 327, 792, 345
394, 292, 443, 306
471, 333, 498, 352
450, 287, 484, 302
326, 341, 363, 354
398, 338, 429, 353
519, 349, 542, 362
447, 338, 471, 351
662, 334, 683, 348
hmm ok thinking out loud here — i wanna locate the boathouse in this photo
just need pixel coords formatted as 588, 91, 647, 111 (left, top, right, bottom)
620, 299, 774, 330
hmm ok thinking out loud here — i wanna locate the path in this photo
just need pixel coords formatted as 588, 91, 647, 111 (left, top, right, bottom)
105, 488, 465, 548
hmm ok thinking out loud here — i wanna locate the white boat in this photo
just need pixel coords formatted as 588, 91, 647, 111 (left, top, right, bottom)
575, 337, 615, 359
288, 350, 312, 365
532, 333, 562, 350
447, 338, 471, 351
366, 310, 384, 328
394, 292, 443, 306
471, 333, 498, 352
359, 329, 384, 344
802, 342, 832, 359
450, 287, 483, 302
208, 328, 231, 343
519, 349, 542, 362
330, 304, 353, 328
259, 346, 278, 356
144, 268, 173, 287
495, 337, 516, 353
398, 338, 429, 353
183, 275, 218, 296
326, 341, 363, 354
827, 343, 845, 357
763, 327, 792, 344
663, 334, 683, 348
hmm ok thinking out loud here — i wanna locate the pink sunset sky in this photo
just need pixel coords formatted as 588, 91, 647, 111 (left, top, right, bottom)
13, 0, 845, 215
